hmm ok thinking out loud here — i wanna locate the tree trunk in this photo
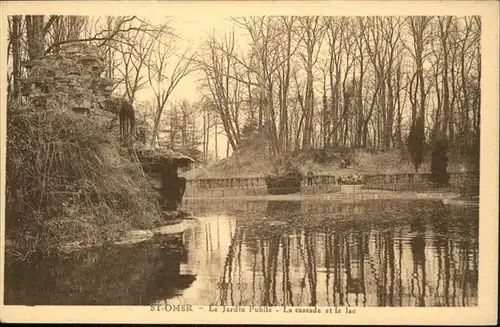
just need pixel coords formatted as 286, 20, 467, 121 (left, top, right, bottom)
302, 48, 314, 150
441, 21, 451, 137
26, 15, 45, 60
202, 106, 207, 164
355, 56, 364, 148
214, 120, 218, 160
385, 75, 394, 150
10, 16, 22, 99
417, 45, 426, 121
379, 74, 386, 150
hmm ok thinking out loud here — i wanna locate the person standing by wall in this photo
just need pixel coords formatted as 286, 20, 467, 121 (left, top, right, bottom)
306, 170, 314, 186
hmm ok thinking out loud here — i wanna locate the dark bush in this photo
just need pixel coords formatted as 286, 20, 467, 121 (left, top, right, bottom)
430, 135, 450, 187
264, 158, 303, 195
407, 116, 425, 172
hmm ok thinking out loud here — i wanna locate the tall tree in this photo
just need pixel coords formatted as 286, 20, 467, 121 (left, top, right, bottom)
148, 42, 195, 148
298, 16, 325, 150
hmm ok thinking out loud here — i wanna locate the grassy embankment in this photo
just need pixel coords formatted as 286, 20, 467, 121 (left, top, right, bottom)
4, 103, 166, 258
184, 146, 470, 179
183, 144, 478, 204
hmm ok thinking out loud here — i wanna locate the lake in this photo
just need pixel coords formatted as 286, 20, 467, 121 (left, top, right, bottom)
4, 199, 478, 307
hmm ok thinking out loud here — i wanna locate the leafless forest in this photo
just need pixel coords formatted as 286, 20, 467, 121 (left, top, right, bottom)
7, 15, 480, 166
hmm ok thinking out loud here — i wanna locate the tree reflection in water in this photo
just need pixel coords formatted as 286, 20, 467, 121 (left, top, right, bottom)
5, 199, 479, 307
182, 199, 478, 307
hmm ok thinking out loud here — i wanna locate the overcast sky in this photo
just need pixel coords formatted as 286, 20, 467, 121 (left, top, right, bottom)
135, 16, 241, 104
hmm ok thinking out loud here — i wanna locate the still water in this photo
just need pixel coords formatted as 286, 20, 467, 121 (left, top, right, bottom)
4, 199, 478, 307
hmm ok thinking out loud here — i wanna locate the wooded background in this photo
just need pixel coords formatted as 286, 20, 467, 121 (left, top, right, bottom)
6, 15, 481, 167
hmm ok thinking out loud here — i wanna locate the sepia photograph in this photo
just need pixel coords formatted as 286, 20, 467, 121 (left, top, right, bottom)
0, 1, 498, 324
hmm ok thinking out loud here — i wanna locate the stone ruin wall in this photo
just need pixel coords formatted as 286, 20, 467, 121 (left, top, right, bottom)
19, 43, 195, 213
21, 43, 114, 113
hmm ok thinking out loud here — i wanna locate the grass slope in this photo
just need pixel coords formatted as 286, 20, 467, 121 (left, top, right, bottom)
184, 148, 469, 179
5, 103, 163, 257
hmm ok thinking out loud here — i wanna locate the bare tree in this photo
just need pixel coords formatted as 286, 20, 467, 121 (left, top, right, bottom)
381, 17, 404, 150
406, 16, 433, 122
275, 16, 301, 152
325, 16, 345, 148
25, 15, 59, 59
199, 31, 243, 153
116, 20, 172, 103
148, 40, 195, 148
298, 16, 325, 150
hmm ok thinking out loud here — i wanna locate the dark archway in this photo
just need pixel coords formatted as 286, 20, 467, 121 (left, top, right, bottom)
136, 148, 195, 213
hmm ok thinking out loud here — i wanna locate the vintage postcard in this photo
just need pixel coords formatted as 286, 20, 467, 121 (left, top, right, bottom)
0, 0, 498, 325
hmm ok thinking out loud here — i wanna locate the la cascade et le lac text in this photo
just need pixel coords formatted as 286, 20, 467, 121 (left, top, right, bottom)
209, 305, 356, 314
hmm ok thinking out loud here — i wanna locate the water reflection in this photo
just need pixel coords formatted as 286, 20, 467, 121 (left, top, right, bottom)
4, 235, 196, 305
180, 199, 478, 307
4, 199, 478, 307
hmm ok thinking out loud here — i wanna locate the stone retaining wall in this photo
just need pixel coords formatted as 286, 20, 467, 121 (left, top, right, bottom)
183, 171, 479, 197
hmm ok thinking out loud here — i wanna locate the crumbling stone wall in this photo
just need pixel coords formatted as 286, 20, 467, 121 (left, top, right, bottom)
21, 43, 114, 113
